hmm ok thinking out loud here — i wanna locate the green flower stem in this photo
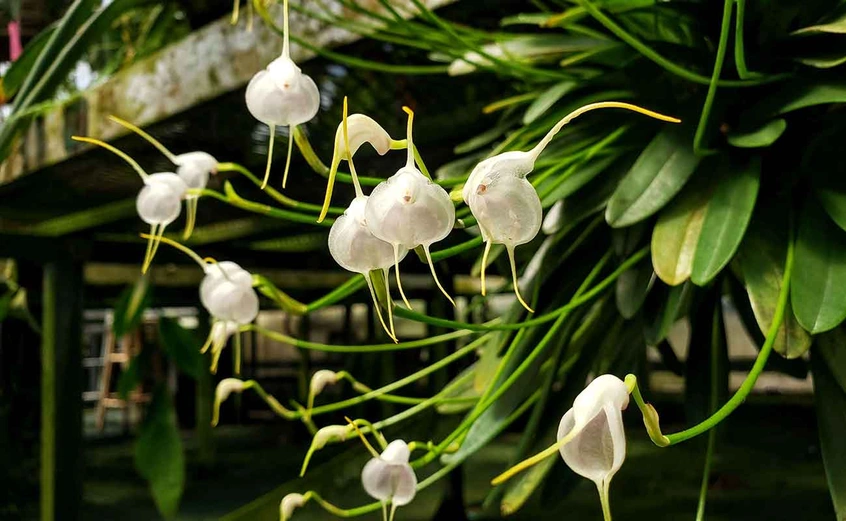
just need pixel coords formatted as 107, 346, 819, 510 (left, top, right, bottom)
412, 144, 432, 180
217, 162, 344, 215
734, 0, 761, 80
629, 226, 794, 446
193, 185, 332, 226
395, 248, 639, 331
430, 236, 483, 262
242, 380, 298, 420
246, 324, 479, 353
418, 254, 608, 463
693, 0, 733, 156
306, 276, 367, 313
306, 334, 490, 416
696, 301, 722, 521
579, 0, 781, 87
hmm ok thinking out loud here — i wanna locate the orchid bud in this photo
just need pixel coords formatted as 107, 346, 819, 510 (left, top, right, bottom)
300, 424, 353, 476
107, 116, 219, 240
365, 107, 456, 308
245, 0, 321, 190
213, 378, 247, 426
557, 375, 629, 521
280, 493, 308, 521
328, 99, 405, 342
463, 102, 680, 312
361, 440, 417, 510
317, 114, 394, 223
310, 369, 339, 397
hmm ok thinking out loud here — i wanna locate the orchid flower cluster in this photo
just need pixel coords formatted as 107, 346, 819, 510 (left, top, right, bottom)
69, 2, 704, 520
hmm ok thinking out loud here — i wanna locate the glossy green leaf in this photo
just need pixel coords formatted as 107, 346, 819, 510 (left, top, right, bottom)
753, 82, 846, 121
797, 54, 846, 69
112, 277, 151, 339
158, 317, 203, 380
523, 81, 576, 124
811, 350, 846, 521
691, 158, 760, 285
738, 216, 812, 358
606, 128, 699, 228
727, 119, 787, 148
818, 187, 846, 233
727, 274, 809, 377
792, 202, 846, 334
651, 181, 709, 286
135, 385, 185, 519
615, 258, 654, 319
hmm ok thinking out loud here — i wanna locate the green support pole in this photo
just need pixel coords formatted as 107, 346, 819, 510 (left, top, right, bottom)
41, 260, 84, 521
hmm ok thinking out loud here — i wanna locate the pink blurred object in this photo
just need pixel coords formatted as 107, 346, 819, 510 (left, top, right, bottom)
8, 20, 21, 61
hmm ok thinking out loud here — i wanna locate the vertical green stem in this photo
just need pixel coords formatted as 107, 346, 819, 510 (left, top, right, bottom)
693, 0, 733, 156
41, 260, 84, 521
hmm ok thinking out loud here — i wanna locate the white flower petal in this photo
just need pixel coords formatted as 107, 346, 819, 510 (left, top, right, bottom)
558, 404, 626, 486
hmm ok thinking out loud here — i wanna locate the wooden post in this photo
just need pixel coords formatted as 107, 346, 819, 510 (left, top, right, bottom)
41, 260, 84, 521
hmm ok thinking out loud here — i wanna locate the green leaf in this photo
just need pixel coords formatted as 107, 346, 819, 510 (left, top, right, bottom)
112, 277, 151, 339
748, 82, 846, 123
158, 317, 203, 380
792, 202, 846, 334
606, 127, 699, 228
793, 11, 846, 34
135, 385, 185, 519
811, 349, 846, 521
727, 119, 787, 148
615, 257, 654, 319
691, 158, 760, 285
738, 215, 812, 358
643, 281, 692, 345
797, 54, 846, 69
539, 154, 617, 205
651, 180, 709, 286
818, 328, 846, 394
0, 24, 55, 101
522, 81, 576, 124
818, 187, 846, 233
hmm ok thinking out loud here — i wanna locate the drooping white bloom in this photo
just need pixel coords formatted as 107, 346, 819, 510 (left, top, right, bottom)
463, 102, 681, 312
557, 374, 629, 521
199, 261, 259, 372
212, 378, 247, 426
245, 0, 321, 190
327, 98, 405, 343
361, 440, 417, 509
364, 107, 456, 308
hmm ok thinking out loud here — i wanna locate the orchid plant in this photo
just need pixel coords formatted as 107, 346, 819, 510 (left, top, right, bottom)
51, 0, 846, 519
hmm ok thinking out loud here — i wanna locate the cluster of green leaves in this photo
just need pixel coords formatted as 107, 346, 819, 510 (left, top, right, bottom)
301, 0, 846, 517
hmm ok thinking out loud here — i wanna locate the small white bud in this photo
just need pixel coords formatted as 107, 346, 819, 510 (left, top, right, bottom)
309, 370, 339, 397
213, 378, 247, 426
279, 493, 307, 521
312, 424, 351, 450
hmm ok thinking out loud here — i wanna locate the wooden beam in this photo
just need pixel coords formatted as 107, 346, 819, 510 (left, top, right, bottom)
0, 0, 456, 185
41, 259, 84, 521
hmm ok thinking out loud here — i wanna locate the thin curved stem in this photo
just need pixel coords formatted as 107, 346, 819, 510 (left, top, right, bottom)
631, 221, 794, 446
246, 323, 479, 353
579, 0, 783, 87
107, 115, 179, 164
734, 0, 761, 80
216, 161, 342, 214
693, 0, 733, 156
395, 248, 634, 331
